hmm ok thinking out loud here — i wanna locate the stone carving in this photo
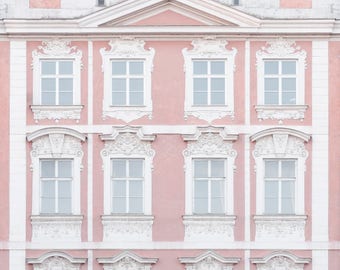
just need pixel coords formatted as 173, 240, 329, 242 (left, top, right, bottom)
102, 109, 152, 122
31, 105, 83, 123
183, 216, 235, 241
183, 133, 237, 157
27, 252, 86, 270
254, 216, 307, 241
255, 105, 308, 123
31, 216, 83, 242
102, 216, 153, 241
101, 132, 155, 158
184, 110, 235, 124
33, 39, 83, 59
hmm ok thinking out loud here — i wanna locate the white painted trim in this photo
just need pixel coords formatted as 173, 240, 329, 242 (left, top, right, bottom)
10, 250, 25, 270
9, 40, 27, 243
312, 250, 328, 270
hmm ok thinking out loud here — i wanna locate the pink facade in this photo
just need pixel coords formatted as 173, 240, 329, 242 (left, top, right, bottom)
0, 0, 339, 269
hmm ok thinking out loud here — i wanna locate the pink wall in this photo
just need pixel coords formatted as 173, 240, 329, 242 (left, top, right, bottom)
329, 251, 340, 270
0, 251, 9, 270
280, 0, 312, 9
29, 0, 60, 9
329, 41, 340, 241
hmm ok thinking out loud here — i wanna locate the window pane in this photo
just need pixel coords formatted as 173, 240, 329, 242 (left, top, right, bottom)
282, 92, 296, 105
41, 160, 55, 177
194, 198, 208, 214
41, 61, 56, 75
129, 61, 143, 75
282, 78, 296, 91
211, 180, 224, 197
282, 181, 295, 198
211, 78, 225, 91
41, 180, 55, 197
59, 78, 73, 91
112, 78, 126, 92
59, 61, 73, 75
58, 198, 72, 214
264, 78, 278, 91
130, 78, 143, 92
41, 198, 55, 214
42, 78, 56, 91
211, 61, 225, 75
194, 180, 208, 198
59, 92, 73, 105
112, 197, 126, 213
129, 159, 143, 177
130, 92, 144, 106
264, 92, 278, 105
264, 61, 278, 74
129, 197, 143, 213
193, 92, 208, 105
112, 180, 126, 197
211, 92, 225, 105
211, 160, 225, 177
112, 160, 126, 178
41, 92, 56, 105
194, 78, 208, 91
282, 61, 296, 75
112, 92, 126, 106
193, 61, 207, 75
281, 160, 296, 178
265, 198, 278, 214
265, 160, 279, 178
58, 181, 71, 197
194, 160, 208, 177
211, 197, 224, 214
58, 160, 72, 178
265, 181, 278, 214
112, 62, 126, 75
130, 181, 143, 197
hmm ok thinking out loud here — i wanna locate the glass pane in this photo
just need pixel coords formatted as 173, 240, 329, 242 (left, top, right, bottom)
211, 92, 225, 105
211, 160, 225, 177
282, 78, 296, 91
112, 197, 126, 213
130, 181, 143, 197
282, 197, 295, 214
59, 61, 73, 75
58, 198, 72, 214
112, 61, 126, 75
42, 78, 56, 91
211, 197, 224, 214
211, 61, 225, 74
264, 92, 278, 105
41, 92, 56, 105
282, 61, 296, 75
58, 160, 72, 177
112, 92, 126, 106
41, 61, 56, 75
59, 92, 73, 105
58, 181, 71, 197
41, 181, 55, 197
264, 61, 278, 74
265, 198, 278, 214
194, 78, 208, 91
282, 92, 296, 105
211, 78, 225, 91
130, 78, 143, 92
194, 198, 208, 214
41, 198, 55, 214
264, 78, 278, 91
281, 160, 296, 177
59, 78, 73, 91
265, 181, 278, 198
112, 160, 126, 178
193, 61, 207, 75
129, 61, 143, 75
112, 180, 126, 196
194, 180, 208, 198
130, 92, 144, 106
282, 181, 295, 198
129, 197, 143, 213
211, 180, 224, 197
112, 78, 126, 92
194, 160, 208, 177
129, 159, 143, 177
265, 160, 279, 178
193, 92, 208, 105
41, 160, 55, 177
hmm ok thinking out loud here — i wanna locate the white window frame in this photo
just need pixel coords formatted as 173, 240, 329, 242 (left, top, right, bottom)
100, 38, 155, 122
27, 127, 86, 242
251, 128, 310, 241
255, 38, 308, 122
31, 39, 83, 122
182, 38, 237, 123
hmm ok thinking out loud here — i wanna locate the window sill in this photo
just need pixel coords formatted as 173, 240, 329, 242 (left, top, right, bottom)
254, 215, 307, 241
31, 215, 83, 242
183, 215, 236, 241
103, 106, 152, 122
255, 105, 308, 123
30, 105, 84, 123
101, 215, 154, 241
185, 106, 234, 123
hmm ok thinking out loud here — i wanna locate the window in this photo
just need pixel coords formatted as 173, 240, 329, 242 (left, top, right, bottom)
98, 0, 105, 6
264, 60, 297, 105
255, 38, 307, 122
193, 159, 226, 214
101, 38, 155, 122
182, 38, 237, 123
111, 60, 144, 106
40, 60, 74, 106
264, 159, 296, 214
31, 39, 83, 122
111, 159, 144, 214
40, 159, 73, 214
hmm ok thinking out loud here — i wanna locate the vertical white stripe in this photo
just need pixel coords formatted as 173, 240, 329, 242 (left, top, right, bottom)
245, 249, 250, 270
9, 41, 26, 269
245, 40, 250, 126
312, 41, 329, 243
87, 41, 93, 241
312, 250, 328, 270
87, 249, 93, 270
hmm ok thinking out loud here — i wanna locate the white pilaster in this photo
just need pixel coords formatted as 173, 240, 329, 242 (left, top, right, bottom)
312, 250, 328, 270
312, 41, 329, 243
9, 40, 27, 269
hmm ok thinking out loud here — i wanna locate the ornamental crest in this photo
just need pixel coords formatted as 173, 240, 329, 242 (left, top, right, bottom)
258, 256, 303, 270
33, 39, 82, 58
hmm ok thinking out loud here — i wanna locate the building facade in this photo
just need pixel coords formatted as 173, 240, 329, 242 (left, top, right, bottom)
0, 0, 339, 269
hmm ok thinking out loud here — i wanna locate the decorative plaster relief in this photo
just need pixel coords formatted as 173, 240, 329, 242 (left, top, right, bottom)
102, 215, 154, 242
183, 215, 236, 241
254, 215, 307, 241
31, 215, 83, 242
31, 105, 84, 123
255, 105, 308, 123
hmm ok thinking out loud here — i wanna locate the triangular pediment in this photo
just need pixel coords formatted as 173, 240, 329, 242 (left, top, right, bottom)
79, 0, 260, 28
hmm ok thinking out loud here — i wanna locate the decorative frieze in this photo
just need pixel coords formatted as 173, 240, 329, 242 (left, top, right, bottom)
255, 105, 308, 123
31, 105, 83, 123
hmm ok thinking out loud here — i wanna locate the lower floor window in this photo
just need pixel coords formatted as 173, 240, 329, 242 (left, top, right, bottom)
193, 159, 226, 214
111, 158, 144, 214
40, 159, 73, 214
264, 159, 296, 214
